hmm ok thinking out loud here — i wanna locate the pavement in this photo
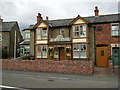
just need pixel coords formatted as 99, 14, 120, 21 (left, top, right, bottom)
1, 69, 119, 89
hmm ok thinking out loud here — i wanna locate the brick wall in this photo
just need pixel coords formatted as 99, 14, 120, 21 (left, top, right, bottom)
1, 59, 94, 75
96, 23, 120, 45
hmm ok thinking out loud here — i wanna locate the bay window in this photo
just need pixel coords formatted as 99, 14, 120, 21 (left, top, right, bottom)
73, 25, 86, 38
36, 28, 47, 39
73, 44, 87, 58
37, 45, 47, 58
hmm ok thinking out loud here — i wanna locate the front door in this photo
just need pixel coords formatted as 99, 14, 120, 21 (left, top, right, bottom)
96, 47, 108, 67
59, 47, 66, 60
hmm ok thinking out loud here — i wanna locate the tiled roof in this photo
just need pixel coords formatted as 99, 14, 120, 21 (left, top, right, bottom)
20, 41, 30, 45
23, 25, 34, 30
25, 14, 120, 29
2, 21, 17, 31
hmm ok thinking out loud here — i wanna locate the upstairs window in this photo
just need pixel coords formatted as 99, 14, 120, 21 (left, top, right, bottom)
111, 24, 119, 36
60, 29, 64, 36
73, 25, 86, 38
0, 34, 2, 41
25, 32, 30, 39
37, 28, 47, 39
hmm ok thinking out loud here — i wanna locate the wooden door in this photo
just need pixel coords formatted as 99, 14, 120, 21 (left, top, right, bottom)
96, 47, 108, 67
59, 47, 66, 60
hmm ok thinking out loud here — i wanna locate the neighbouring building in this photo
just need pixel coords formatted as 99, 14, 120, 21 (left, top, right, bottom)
20, 25, 34, 56
0, 17, 23, 58
22, 6, 120, 67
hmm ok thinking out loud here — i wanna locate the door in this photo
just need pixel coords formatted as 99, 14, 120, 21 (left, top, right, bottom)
112, 47, 119, 65
59, 47, 66, 60
96, 47, 108, 67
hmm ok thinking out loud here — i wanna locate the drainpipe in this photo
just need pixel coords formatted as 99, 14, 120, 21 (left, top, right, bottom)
93, 26, 96, 65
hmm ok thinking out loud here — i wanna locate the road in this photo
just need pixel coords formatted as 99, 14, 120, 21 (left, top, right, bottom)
1, 70, 119, 89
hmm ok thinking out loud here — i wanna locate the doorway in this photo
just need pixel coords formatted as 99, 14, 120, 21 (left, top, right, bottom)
59, 47, 66, 60
96, 46, 108, 67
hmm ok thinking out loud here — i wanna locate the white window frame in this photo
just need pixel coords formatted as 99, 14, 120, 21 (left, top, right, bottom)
111, 23, 119, 36
37, 45, 47, 58
0, 34, 2, 41
25, 32, 30, 39
73, 44, 87, 58
73, 25, 87, 38
36, 28, 47, 39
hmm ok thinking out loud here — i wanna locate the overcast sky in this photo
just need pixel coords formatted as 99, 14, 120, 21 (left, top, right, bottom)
0, 0, 120, 32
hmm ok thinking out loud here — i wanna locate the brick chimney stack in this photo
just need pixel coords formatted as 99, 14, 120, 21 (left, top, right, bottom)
46, 16, 49, 21
94, 6, 99, 16
37, 13, 42, 22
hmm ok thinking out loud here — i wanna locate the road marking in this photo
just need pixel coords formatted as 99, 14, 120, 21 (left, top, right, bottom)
4, 73, 73, 80
50, 77, 72, 80
0, 85, 29, 90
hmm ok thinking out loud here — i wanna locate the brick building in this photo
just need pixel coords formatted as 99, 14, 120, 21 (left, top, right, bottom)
22, 6, 120, 67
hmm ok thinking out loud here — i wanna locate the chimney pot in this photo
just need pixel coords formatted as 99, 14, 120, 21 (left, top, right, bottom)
37, 13, 42, 22
46, 16, 49, 21
94, 6, 99, 16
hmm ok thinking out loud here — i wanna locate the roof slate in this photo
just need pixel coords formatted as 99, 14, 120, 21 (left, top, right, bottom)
45, 14, 120, 27
2, 21, 17, 31
24, 14, 120, 29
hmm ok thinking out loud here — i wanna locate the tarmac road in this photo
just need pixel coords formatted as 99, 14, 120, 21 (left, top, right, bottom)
1, 70, 119, 89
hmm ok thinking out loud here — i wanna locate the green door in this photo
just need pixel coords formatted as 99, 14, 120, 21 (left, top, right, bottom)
112, 47, 119, 65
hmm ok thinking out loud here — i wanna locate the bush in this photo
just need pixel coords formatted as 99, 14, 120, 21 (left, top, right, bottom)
21, 54, 35, 60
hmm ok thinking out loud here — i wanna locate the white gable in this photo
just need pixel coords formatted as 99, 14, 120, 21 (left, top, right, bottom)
73, 19, 85, 24
38, 22, 47, 27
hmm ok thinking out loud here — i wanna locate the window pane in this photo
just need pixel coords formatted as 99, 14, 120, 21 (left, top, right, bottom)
112, 31, 118, 36
74, 51, 79, 58
80, 51, 86, 58
42, 30, 47, 39
74, 32, 79, 37
80, 44, 86, 58
73, 44, 79, 51
112, 25, 119, 30
37, 29, 41, 39
74, 26, 79, 31
25, 32, 30, 39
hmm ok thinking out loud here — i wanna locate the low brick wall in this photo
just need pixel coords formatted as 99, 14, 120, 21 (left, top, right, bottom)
1, 59, 94, 75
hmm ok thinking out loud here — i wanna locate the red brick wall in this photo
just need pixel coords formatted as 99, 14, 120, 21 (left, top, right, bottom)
1, 59, 94, 75
95, 23, 120, 57
96, 24, 120, 45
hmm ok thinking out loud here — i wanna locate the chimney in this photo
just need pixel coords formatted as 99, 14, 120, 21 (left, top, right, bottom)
46, 16, 49, 21
94, 6, 99, 16
37, 13, 42, 22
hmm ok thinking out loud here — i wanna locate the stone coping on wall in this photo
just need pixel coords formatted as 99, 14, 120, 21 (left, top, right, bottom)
1, 59, 95, 75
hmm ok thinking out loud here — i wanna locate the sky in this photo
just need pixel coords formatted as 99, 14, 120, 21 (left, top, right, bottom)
0, 0, 120, 32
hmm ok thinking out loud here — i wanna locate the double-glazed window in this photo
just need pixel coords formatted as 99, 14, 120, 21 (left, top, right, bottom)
111, 24, 119, 36
37, 45, 47, 58
37, 28, 47, 39
73, 44, 87, 58
0, 34, 2, 41
73, 25, 86, 38
25, 32, 30, 39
